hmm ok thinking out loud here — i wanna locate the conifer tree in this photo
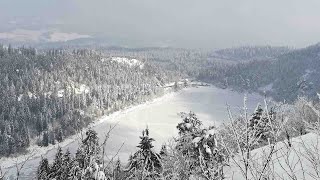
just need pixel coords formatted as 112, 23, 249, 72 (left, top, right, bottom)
60, 150, 73, 179
175, 112, 225, 179
126, 127, 162, 178
37, 158, 50, 180
42, 131, 49, 147
159, 145, 168, 157
49, 147, 63, 178
113, 158, 123, 179
249, 104, 276, 143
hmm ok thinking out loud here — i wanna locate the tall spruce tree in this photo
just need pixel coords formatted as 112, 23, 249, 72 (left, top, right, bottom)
126, 127, 162, 179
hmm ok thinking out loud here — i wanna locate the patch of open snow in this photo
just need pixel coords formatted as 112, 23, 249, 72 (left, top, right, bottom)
17, 94, 23, 101
225, 133, 320, 180
27, 92, 36, 99
74, 84, 90, 95
163, 79, 191, 88
57, 90, 64, 98
50, 83, 90, 98
111, 57, 143, 67
44, 91, 52, 97
68, 82, 90, 95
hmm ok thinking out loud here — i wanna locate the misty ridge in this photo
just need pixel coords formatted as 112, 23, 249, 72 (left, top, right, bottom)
1, 1, 320, 180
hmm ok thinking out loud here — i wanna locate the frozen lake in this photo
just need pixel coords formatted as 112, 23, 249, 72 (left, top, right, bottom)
4, 86, 265, 179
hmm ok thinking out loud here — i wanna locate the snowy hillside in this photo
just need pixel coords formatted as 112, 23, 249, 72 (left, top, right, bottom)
225, 133, 320, 180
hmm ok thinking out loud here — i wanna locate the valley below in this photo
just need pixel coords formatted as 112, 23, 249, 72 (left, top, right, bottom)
3, 85, 265, 179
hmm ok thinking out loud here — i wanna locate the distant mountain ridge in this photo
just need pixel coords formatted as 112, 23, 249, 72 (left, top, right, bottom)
203, 43, 320, 102
210, 46, 293, 61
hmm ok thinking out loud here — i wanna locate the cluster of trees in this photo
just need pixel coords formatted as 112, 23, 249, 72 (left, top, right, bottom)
200, 44, 320, 102
37, 111, 225, 180
104, 44, 320, 103
0, 45, 181, 157
211, 46, 292, 61
122, 44, 320, 103
37, 99, 318, 180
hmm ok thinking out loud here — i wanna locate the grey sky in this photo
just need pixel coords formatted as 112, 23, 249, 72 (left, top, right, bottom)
1, 0, 320, 48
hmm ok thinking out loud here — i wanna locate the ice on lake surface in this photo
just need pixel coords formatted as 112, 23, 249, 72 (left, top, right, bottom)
4, 86, 264, 179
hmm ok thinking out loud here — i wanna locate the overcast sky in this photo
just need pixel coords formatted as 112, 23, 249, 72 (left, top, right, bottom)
1, 0, 320, 48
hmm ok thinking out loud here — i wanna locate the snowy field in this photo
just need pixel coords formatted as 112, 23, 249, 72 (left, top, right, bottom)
2, 86, 264, 179
225, 133, 320, 180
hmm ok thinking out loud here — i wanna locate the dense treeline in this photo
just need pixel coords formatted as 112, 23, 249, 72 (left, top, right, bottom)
0, 45, 180, 156
200, 44, 320, 102
211, 46, 292, 61
100, 47, 212, 79
108, 45, 320, 103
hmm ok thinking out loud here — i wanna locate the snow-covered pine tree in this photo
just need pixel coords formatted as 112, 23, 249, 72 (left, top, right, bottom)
81, 129, 101, 167
176, 111, 202, 135
249, 104, 276, 144
175, 112, 225, 179
159, 145, 167, 157
37, 158, 50, 180
48, 147, 63, 178
126, 127, 162, 179
37, 130, 107, 180
73, 129, 105, 180
60, 149, 73, 179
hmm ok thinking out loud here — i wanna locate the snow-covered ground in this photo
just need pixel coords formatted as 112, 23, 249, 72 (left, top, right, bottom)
1, 86, 264, 179
225, 133, 320, 180
17, 82, 90, 101
111, 57, 143, 68
100, 57, 144, 69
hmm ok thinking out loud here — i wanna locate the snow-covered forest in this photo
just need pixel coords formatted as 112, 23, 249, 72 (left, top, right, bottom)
0, 43, 320, 179
2, 0, 320, 179
0, 45, 189, 157
199, 44, 320, 102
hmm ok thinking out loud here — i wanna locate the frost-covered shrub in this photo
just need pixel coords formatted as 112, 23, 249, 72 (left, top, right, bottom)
170, 112, 226, 179
219, 104, 278, 153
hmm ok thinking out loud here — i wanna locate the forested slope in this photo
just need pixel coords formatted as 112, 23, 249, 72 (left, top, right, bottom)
210, 46, 292, 61
0, 45, 181, 156
201, 44, 320, 102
